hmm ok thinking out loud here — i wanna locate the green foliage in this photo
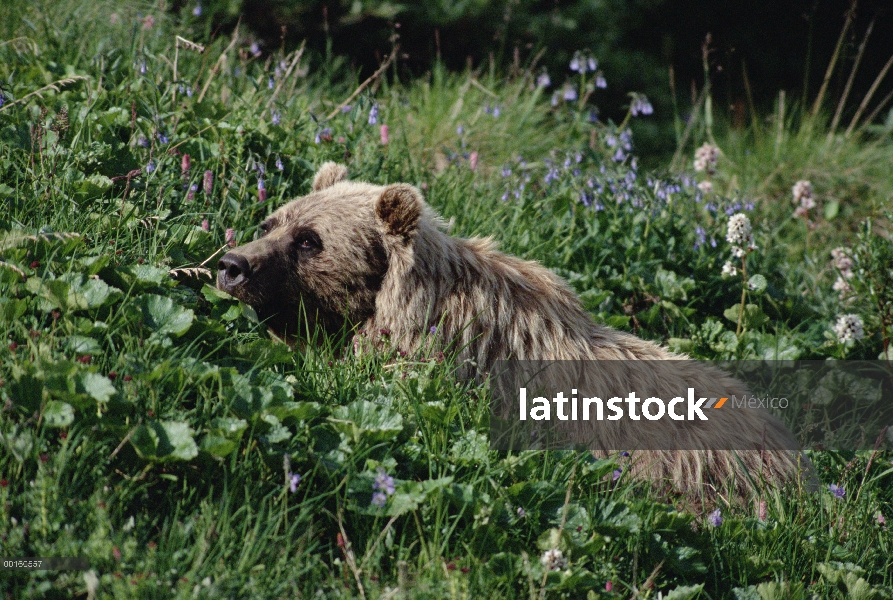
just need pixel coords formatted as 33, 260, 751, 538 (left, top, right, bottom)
1, 1, 892, 598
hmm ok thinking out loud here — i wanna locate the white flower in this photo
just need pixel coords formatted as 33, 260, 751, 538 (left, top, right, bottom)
721, 261, 737, 278
726, 213, 752, 247
540, 548, 567, 571
792, 180, 813, 207
694, 143, 719, 173
832, 276, 852, 299
833, 314, 865, 344
831, 247, 854, 276
731, 246, 746, 258
697, 180, 714, 194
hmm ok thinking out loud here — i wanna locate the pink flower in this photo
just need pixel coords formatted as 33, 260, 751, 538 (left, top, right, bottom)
469, 152, 479, 171
201, 219, 209, 231
181, 154, 190, 175
605, 580, 613, 592
203, 170, 213, 195
759, 500, 767, 522
225, 228, 236, 247
380, 124, 389, 145
141, 15, 155, 30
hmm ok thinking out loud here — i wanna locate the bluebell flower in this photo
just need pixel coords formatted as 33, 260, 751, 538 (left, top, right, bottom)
563, 85, 578, 102
157, 132, 169, 144
493, 105, 501, 118
613, 148, 626, 162
551, 93, 559, 107
569, 53, 582, 73
620, 451, 630, 457
694, 226, 706, 249
587, 57, 597, 72
368, 103, 379, 125
612, 468, 623, 481
374, 468, 396, 496
605, 134, 617, 148
192, 4, 202, 17
580, 192, 592, 207
595, 73, 607, 89
630, 94, 654, 117
249, 42, 261, 57
145, 160, 156, 173
271, 110, 281, 125
536, 71, 551, 88
588, 110, 599, 123
275, 156, 284, 171
288, 472, 301, 493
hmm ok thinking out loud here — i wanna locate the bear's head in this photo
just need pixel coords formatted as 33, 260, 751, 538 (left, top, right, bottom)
217, 162, 424, 338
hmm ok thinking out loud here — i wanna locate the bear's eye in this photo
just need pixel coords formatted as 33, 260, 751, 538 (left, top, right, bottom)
259, 221, 273, 236
292, 229, 322, 253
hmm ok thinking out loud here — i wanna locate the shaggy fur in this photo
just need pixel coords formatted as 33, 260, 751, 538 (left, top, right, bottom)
218, 162, 813, 505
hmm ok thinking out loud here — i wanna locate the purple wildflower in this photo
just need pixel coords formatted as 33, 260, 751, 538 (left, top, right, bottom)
708, 509, 723, 527
595, 73, 607, 89
314, 127, 332, 143
569, 52, 583, 74
288, 472, 301, 493
620, 451, 630, 457
631, 94, 654, 117
145, 160, 156, 173
271, 111, 281, 125
136, 135, 149, 148
587, 57, 597, 72
612, 468, 622, 481
192, 4, 202, 16
429, 325, 437, 334
536, 71, 551, 88
457, 125, 464, 135
249, 42, 261, 57
563, 85, 578, 102
268, 76, 274, 90
275, 156, 284, 171
187, 183, 197, 201
203, 170, 213, 195
157, 132, 169, 144
374, 468, 396, 495
368, 103, 379, 125
371, 492, 387, 507
340, 104, 352, 113
829, 484, 845, 499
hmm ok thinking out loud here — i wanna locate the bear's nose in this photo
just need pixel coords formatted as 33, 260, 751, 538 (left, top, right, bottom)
217, 252, 252, 290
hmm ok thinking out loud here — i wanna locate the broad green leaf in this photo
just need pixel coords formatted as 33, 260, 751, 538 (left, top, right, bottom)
135, 294, 194, 336
329, 400, 404, 444
80, 372, 116, 403
747, 274, 768, 294
43, 400, 74, 427
131, 420, 199, 462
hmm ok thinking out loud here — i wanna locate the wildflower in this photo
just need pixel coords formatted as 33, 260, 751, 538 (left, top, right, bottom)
380, 124, 389, 145
187, 183, 197, 201
288, 472, 301, 493
314, 128, 332, 144
708, 508, 723, 527
373, 467, 396, 499
694, 143, 719, 173
0, 93, 4, 109
551, 93, 559, 107
142, 14, 155, 30
136, 135, 149, 147
257, 178, 266, 202
620, 451, 630, 457
192, 4, 202, 17
540, 548, 567, 571
587, 56, 597, 72
793, 206, 809, 219
249, 41, 261, 57
878, 513, 887, 526
225, 228, 236, 247
721, 262, 737, 278
569, 52, 583, 73
595, 72, 607, 89
456, 125, 464, 136
563, 85, 578, 102
469, 152, 478, 171
697, 181, 714, 194
157, 132, 169, 144
275, 156, 284, 171
831, 247, 854, 276
612, 468, 622, 481
186, 86, 193, 97
792, 180, 814, 209
833, 315, 864, 344
271, 111, 281, 125
145, 160, 156, 174
536, 70, 551, 88
829, 483, 845, 499
139, 60, 147, 75
201, 219, 209, 231
203, 170, 213, 195
516, 506, 526, 517
181, 153, 190, 176
726, 213, 752, 247
832, 276, 852, 297
268, 76, 274, 90
371, 492, 387, 507
630, 94, 653, 117
368, 103, 379, 125
606, 581, 613, 592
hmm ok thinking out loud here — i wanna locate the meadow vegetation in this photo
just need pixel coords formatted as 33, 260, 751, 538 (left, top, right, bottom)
1, 1, 892, 598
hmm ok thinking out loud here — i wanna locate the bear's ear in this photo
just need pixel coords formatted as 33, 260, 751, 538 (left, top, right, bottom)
312, 162, 349, 191
375, 184, 422, 238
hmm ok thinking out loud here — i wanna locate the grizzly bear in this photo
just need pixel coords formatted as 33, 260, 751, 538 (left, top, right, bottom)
217, 162, 812, 505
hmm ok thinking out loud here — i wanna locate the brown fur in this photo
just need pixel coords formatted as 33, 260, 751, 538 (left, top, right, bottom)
218, 162, 815, 506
